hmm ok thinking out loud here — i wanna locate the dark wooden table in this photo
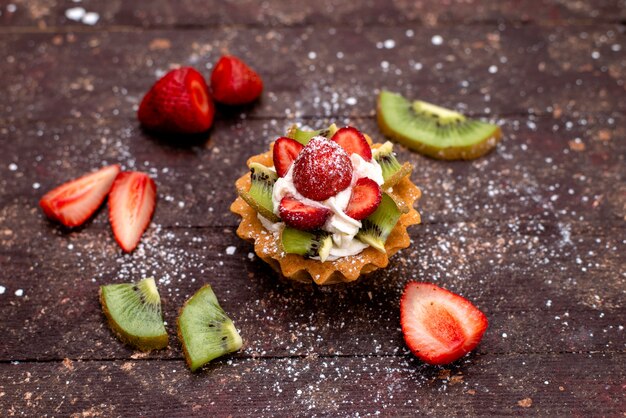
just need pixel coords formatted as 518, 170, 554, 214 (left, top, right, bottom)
1, 1, 625, 416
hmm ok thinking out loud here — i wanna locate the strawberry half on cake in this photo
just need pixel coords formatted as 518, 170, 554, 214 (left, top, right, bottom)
231, 124, 421, 285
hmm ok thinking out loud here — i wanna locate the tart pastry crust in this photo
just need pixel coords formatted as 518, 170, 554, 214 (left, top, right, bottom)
230, 144, 421, 285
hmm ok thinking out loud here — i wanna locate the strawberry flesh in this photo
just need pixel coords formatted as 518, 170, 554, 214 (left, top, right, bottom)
400, 282, 488, 365
344, 177, 382, 220
138, 67, 215, 134
279, 196, 331, 231
39, 165, 120, 228
292, 137, 353, 201
108, 171, 157, 253
273, 137, 304, 177
210, 55, 263, 105
331, 126, 372, 160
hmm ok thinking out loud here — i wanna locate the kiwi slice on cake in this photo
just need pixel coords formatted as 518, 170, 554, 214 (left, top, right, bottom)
177, 285, 243, 372
99, 277, 168, 351
237, 162, 280, 222
286, 123, 339, 145
377, 90, 501, 160
356, 193, 402, 253
281, 227, 333, 262
372, 141, 413, 189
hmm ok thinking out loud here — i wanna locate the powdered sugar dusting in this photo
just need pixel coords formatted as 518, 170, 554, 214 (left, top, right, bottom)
91, 224, 212, 294
65, 7, 99, 25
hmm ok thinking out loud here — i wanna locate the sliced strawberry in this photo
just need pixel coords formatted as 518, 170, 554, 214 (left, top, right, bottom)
344, 178, 382, 220
108, 172, 157, 253
39, 165, 120, 228
138, 67, 215, 134
210, 56, 263, 105
273, 137, 304, 177
400, 282, 488, 365
331, 126, 372, 160
292, 137, 353, 201
278, 196, 331, 231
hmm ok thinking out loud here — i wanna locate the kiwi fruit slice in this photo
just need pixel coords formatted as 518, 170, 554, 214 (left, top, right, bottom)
281, 227, 333, 262
99, 277, 168, 351
237, 162, 280, 222
377, 90, 502, 160
177, 285, 243, 372
286, 123, 339, 145
356, 193, 402, 253
373, 141, 413, 189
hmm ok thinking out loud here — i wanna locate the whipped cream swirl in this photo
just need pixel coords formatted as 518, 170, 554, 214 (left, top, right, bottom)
259, 136, 384, 260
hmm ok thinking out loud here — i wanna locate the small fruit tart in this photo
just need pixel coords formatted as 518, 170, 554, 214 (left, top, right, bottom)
230, 124, 421, 285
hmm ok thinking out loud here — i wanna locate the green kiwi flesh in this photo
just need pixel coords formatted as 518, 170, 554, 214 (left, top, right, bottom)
281, 227, 333, 262
286, 123, 339, 145
177, 285, 243, 372
99, 277, 168, 351
372, 141, 413, 189
377, 90, 501, 160
238, 162, 280, 222
356, 193, 402, 253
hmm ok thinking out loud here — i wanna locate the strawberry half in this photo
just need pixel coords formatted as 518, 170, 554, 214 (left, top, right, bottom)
279, 196, 331, 231
108, 171, 157, 253
331, 126, 372, 160
344, 178, 381, 220
138, 67, 215, 134
210, 56, 263, 105
292, 137, 353, 201
39, 165, 120, 228
273, 137, 304, 177
401, 282, 488, 365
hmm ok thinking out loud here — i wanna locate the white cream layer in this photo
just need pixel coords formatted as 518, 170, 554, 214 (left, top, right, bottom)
259, 137, 384, 260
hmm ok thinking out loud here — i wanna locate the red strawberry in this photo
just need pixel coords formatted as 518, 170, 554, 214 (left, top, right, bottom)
331, 126, 372, 160
344, 178, 381, 220
138, 67, 215, 134
273, 137, 304, 177
108, 172, 157, 253
210, 56, 263, 105
292, 137, 353, 201
279, 196, 331, 231
401, 282, 488, 365
39, 165, 120, 228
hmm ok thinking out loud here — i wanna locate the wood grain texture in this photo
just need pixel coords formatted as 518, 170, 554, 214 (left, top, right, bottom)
1, 116, 624, 228
3, 0, 626, 29
1, 26, 625, 122
1, 0, 625, 416
1, 220, 624, 361
1, 354, 624, 416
